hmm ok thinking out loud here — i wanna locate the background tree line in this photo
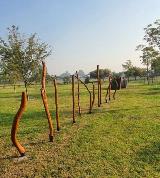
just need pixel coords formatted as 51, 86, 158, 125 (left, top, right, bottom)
1, 19, 160, 90
136, 19, 160, 84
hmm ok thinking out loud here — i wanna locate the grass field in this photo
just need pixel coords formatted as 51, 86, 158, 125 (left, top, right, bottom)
0, 81, 160, 178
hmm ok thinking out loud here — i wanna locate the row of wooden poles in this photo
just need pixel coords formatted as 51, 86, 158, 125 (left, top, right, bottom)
11, 62, 108, 157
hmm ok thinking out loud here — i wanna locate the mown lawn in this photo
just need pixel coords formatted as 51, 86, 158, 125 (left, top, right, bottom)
0, 81, 160, 178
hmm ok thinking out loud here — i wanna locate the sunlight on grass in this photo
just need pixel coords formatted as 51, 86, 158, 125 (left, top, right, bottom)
0, 81, 160, 177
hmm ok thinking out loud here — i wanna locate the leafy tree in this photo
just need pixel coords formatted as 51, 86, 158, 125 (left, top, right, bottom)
122, 60, 133, 82
89, 70, 97, 79
77, 70, 85, 78
143, 19, 160, 50
0, 25, 51, 94
0, 71, 9, 87
60, 71, 71, 78
63, 76, 71, 84
112, 71, 124, 78
132, 67, 142, 80
151, 56, 160, 75
122, 60, 133, 70
84, 76, 90, 84
136, 46, 158, 83
136, 19, 160, 84
103, 69, 111, 79
138, 68, 146, 78
90, 68, 111, 80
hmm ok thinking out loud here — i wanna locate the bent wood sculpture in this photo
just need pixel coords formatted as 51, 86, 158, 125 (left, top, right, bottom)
41, 61, 54, 142
11, 92, 27, 157
74, 75, 93, 114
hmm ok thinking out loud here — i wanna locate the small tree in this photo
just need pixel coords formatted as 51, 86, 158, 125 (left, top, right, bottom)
132, 67, 142, 80
136, 19, 160, 84
122, 60, 133, 82
63, 76, 71, 84
90, 68, 111, 80
77, 70, 85, 78
84, 76, 90, 84
0, 25, 51, 95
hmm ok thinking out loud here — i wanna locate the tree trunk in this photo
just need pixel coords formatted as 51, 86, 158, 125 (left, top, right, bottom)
146, 61, 149, 85
14, 84, 16, 93
134, 76, 136, 80
25, 83, 29, 100
152, 77, 154, 84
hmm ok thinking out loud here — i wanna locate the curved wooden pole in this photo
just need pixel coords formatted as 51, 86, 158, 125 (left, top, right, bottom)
41, 61, 54, 142
53, 77, 60, 131
74, 76, 92, 113
11, 92, 27, 157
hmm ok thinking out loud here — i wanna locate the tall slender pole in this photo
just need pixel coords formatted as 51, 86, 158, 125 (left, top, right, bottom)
76, 71, 81, 115
53, 77, 60, 131
92, 83, 95, 107
100, 79, 102, 105
89, 92, 92, 114
109, 75, 111, 101
97, 65, 100, 107
72, 75, 76, 123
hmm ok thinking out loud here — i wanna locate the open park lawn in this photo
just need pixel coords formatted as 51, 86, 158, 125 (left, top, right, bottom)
0, 81, 160, 178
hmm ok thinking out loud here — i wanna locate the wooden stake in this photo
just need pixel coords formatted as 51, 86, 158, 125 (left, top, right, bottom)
76, 71, 81, 115
89, 92, 92, 114
41, 61, 54, 142
109, 76, 111, 101
92, 83, 95, 107
72, 75, 76, 123
100, 79, 102, 105
97, 65, 100, 107
11, 92, 27, 157
54, 77, 60, 131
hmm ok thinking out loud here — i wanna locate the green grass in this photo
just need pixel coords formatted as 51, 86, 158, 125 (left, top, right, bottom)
0, 81, 160, 178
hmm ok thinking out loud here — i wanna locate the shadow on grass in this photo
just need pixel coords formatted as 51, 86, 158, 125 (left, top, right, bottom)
93, 105, 160, 116
0, 92, 50, 99
0, 108, 77, 130
0, 110, 46, 128
133, 142, 160, 166
139, 91, 160, 96
0, 94, 22, 99
137, 86, 160, 96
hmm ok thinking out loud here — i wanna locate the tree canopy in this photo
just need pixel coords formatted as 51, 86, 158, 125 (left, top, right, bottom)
0, 25, 52, 92
90, 68, 111, 80
136, 19, 160, 81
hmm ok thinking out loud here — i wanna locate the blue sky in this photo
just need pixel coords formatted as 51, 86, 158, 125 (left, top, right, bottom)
0, 0, 160, 75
